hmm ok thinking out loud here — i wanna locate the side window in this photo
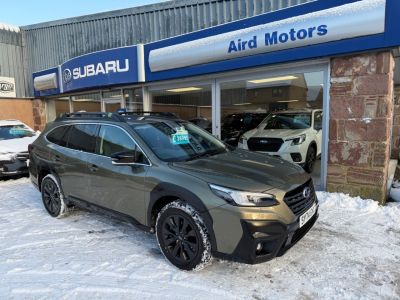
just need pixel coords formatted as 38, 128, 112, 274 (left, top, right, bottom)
96, 125, 148, 164
314, 112, 323, 131
46, 126, 70, 147
67, 124, 97, 153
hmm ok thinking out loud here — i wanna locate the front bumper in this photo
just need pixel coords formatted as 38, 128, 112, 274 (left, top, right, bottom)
214, 206, 319, 264
238, 140, 309, 164
0, 159, 29, 177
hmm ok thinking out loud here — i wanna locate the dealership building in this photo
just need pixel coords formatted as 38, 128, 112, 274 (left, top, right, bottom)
0, 0, 400, 202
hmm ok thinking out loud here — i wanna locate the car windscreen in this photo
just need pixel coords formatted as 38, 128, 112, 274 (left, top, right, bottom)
0, 125, 36, 141
131, 121, 228, 162
261, 113, 311, 130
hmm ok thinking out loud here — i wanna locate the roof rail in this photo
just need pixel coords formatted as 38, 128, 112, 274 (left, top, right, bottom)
56, 112, 126, 122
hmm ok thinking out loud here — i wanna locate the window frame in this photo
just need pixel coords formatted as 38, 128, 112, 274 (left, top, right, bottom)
96, 124, 150, 166
45, 123, 152, 167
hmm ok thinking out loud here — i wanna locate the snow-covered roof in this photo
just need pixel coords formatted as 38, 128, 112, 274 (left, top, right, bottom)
0, 22, 20, 33
0, 120, 25, 126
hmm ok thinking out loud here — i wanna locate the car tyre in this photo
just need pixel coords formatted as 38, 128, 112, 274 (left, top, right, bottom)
156, 200, 212, 271
304, 145, 316, 173
41, 174, 69, 218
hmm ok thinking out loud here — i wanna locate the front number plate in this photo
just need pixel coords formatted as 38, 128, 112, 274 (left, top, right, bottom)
299, 203, 317, 228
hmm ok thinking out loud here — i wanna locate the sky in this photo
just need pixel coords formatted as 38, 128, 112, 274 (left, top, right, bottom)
1, 0, 170, 26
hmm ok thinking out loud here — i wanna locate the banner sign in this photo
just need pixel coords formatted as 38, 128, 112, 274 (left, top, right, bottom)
0, 76, 16, 98
149, 0, 386, 72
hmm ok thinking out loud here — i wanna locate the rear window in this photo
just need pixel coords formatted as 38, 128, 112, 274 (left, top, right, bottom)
0, 124, 35, 141
67, 124, 97, 153
46, 126, 70, 147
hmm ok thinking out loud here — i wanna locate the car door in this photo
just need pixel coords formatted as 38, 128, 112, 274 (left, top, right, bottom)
86, 124, 149, 224
313, 111, 323, 156
50, 124, 98, 201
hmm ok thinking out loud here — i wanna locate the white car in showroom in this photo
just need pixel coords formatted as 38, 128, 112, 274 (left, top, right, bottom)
238, 109, 323, 173
0, 120, 39, 177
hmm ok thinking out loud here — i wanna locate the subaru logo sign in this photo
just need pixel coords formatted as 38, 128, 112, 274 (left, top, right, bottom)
303, 187, 311, 198
63, 68, 72, 84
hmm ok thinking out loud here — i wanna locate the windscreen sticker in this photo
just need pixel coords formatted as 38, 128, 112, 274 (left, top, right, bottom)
171, 127, 190, 145
9, 128, 29, 135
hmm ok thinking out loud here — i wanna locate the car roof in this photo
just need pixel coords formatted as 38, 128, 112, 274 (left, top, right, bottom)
273, 109, 322, 114
0, 120, 25, 126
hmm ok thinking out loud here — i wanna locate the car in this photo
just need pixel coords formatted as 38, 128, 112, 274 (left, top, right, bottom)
189, 117, 212, 133
0, 120, 39, 177
221, 113, 269, 146
29, 112, 319, 270
238, 109, 323, 173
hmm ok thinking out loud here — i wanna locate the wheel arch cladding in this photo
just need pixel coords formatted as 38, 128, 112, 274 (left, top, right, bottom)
149, 182, 218, 252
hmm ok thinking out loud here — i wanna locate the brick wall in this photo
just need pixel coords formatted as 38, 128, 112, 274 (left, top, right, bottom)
392, 85, 400, 158
328, 52, 395, 203
0, 98, 35, 128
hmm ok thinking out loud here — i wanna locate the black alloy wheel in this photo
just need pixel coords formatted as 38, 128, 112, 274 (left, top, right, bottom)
41, 175, 67, 218
304, 146, 316, 174
161, 213, 200, 265
156, 201, 212, 271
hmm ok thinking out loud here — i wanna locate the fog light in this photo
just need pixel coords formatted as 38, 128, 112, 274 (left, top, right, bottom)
256, 242, 263, 252
290, 153, 302, 162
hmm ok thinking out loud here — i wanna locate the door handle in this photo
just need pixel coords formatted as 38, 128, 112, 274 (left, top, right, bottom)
89, 164, 99, 172
54, 155, 61, 162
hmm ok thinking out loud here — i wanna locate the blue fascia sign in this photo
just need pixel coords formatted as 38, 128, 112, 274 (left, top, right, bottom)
61, 45, 140, 93
145, 0, 400, 81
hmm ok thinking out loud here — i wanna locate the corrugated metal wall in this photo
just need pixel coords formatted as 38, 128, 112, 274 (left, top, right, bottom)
21, 0, 314, 97
0, 28, 27, 98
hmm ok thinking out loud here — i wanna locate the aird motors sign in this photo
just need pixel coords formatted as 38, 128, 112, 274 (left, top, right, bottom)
0, 77, 16, 98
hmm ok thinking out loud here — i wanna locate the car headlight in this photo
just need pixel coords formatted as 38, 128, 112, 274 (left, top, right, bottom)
286, 134, 306, 145
0, 152, 16, 161
209, 184, 278, 207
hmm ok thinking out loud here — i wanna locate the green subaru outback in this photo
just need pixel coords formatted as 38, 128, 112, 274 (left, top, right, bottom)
29, 112, 318, 270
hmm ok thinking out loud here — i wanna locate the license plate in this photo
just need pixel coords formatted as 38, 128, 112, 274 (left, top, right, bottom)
299, 203, 317, 228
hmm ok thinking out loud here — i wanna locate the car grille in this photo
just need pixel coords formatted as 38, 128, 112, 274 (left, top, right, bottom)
16, 151, 29, 161
283, 180, 316, 216
247, 138, 283, 152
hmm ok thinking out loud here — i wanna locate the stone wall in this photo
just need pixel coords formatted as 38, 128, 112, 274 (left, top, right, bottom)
392, 85, 400, 158
328, 52, 395, 203
32, 99, 47, 131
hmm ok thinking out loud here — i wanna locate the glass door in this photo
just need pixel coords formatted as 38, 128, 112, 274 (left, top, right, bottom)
101, 90, 123, 113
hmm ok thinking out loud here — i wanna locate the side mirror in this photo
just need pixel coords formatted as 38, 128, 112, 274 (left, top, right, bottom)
111, 151, 136, 165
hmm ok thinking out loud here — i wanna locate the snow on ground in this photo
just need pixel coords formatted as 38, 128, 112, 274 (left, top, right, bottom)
0, 177, 399, 300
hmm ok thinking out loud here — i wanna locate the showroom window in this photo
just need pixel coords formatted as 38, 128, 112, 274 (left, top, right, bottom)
124, 88, 143, 112
149, 84, 212, 132
72, 93, 101, 112
102, 89, 123, 113
218, 70, 326, 188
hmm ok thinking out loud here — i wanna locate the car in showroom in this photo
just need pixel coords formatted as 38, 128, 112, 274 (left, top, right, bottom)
29, 112, 318, 270
0, 120, 39, 177
221, 112, 269, 146
238, 109, 323, 173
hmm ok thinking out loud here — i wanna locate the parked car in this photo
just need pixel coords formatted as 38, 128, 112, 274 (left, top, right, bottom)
221, 113, 269, 146
189, 117, 212, 132
238, 109, 323, 173
29, 112, 318, 270
0, 120, 39, 177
